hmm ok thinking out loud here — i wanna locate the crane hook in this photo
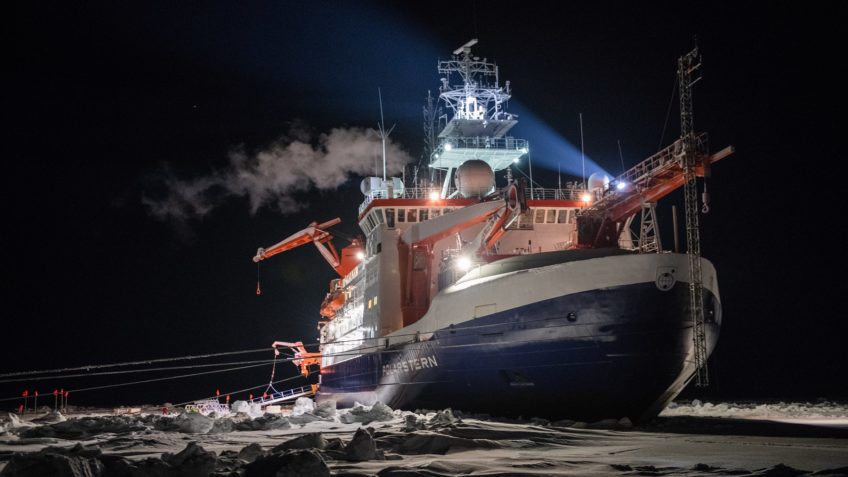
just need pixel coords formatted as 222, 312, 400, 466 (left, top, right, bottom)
256, 263, 262, 296
701, 182, 710, 214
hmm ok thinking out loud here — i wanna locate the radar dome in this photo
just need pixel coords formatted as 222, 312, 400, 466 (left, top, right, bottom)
454, 160, 495, 198
587, 172, 611, 191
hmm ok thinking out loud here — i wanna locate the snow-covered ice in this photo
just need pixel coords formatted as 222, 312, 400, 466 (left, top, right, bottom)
1, 400, 846, 476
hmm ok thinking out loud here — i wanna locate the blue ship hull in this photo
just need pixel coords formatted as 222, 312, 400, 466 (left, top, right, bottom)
317, 281, 721, 423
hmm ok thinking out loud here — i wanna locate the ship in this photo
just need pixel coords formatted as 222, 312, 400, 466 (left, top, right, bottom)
253, 40, 734, 423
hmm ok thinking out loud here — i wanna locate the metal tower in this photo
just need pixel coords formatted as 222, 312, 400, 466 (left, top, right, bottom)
678, 46, 709, 386
638, 202, 662, 253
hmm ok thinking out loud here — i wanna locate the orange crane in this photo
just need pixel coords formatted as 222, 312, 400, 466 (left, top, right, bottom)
253, 218, 363, 278
271, 341, 321, 378
576, 133, 734, 248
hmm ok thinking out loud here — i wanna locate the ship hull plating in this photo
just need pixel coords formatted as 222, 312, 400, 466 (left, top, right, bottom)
318, 276, 721, 423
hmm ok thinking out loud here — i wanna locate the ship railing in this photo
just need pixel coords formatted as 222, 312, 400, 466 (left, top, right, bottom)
250, 385, 316, 406
359, 187, 458, 214
526, 187, 587, 201
440, 136, 528, 151
615, 133, 707, 187
361, 185, 593, 213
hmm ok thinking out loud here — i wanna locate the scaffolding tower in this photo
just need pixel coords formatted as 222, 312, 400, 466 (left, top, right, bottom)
678, 46, 709, 386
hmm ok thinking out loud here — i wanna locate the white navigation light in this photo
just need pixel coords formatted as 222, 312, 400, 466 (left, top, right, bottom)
444, 143, 453, 151
616, 181, 627, 191
581, 193, 592, 203
429, 191, 440, 201
519, 146, 528, 153
355, 251, 366, 260
513, 157, 520, 163
457, 256, 472, 271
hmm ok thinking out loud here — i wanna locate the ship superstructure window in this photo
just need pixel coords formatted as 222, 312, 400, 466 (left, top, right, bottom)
507, 209, 534, 230
534, 209, 545, 224
386, 208, 395, 228
431, 208, 440, 218
546, 209, 556, 223
407, 209, 418, 222
557, 210, 568, 223
397, 209, 405, 223
420, 209, 429, 221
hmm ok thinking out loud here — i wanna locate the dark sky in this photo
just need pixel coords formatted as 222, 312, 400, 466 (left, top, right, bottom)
6, 2, 845, 407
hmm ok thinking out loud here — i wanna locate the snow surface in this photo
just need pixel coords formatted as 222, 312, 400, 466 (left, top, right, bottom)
0, 400, 846, 476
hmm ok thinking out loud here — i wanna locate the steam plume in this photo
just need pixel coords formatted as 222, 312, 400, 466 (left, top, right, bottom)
144, 126, 412, 221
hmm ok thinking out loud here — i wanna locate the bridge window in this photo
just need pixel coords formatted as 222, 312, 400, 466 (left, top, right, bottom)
431, 208, 441, 218
407, 209, 418, 222
397, 209, 405, 223
420, 209, 429, 221
534, 209, 545, 224
386, 208, 395, 228
546, 209, 556, 223
557, 210, 568, 223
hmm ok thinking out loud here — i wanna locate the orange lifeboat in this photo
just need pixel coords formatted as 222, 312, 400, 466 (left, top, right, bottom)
320, 279, 346, 318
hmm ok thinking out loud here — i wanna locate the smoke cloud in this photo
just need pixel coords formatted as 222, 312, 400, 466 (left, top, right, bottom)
144, 126, 412, 221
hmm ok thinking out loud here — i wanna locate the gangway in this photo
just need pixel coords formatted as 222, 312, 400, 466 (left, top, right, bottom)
250, 384, 318, 407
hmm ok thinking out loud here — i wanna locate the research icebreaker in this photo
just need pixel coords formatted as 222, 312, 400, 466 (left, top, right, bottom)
253, 41, 733, 422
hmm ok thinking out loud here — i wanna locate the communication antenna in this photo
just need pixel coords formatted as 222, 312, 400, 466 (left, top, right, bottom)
377, 88, 396, 183
617, 139, 626, 175
579, 113, 586, 188
558, 162, 562, 190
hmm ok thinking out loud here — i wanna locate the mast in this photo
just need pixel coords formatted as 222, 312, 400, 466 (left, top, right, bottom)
429, 40, 527, 197
678, 45, 709, 387
378, 88, 388, 183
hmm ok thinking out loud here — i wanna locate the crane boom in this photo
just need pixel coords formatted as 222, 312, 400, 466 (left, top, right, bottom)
253, 218, 345, 275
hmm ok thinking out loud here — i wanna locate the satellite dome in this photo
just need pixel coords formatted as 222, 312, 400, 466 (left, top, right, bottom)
454, 160, 495, 198
587, 172, 611, 191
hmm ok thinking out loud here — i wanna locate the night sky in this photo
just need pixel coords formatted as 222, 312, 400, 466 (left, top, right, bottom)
6, 2, 845, 407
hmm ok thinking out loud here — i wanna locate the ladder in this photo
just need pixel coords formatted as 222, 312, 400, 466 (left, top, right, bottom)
251, 384, 318, 407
